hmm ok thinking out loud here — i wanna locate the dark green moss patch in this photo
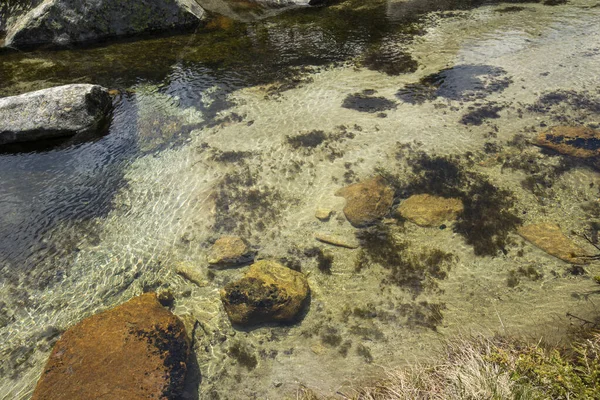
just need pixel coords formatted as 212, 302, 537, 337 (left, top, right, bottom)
356, 343, 374, 363
212, 167, 286, 236
320, 326, 343, 347
355, 224, 454, 296
398, 301, 446, 331
286, 130, 328, 149
495, 5, 527, 12
342, 91, 397, 113
361, 46, 418, 76
396, 64, 512, 104
526, 89, 600, 124
460, 103, 505, 125
210, 149, 253, 163
228, 342, 258, 370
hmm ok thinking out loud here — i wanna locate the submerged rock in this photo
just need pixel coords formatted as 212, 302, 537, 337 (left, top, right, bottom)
315, 207, 333, 221
535, 126, 600, 159
5, 0, 205, 48
220, 260, 310, 325
0, 84, 112, 145
208, 236, 254, 266
32, 293, 190, 400
315, 232, 359, 249
398, 194, 464, 227
518, 223, 590, 264
335, 176, 395, 227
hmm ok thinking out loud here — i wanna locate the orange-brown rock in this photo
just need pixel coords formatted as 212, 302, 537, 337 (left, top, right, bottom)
32, 293, 190, 400
398, 194, 464, 227
221, 260, 310, 326
535, 126, 600, 159
518, 223, 590, 264
335, 176, 394, 227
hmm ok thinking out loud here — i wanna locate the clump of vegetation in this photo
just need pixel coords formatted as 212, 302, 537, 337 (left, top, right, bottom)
507, 265, 543, 288
286, 130, 328, 149
228, 342, 258, 370
459, 102, 505, 126
398, 301, 446, 331
303, 247, 334, 274
321, 326, 343, 347
361, 46, 418, 76
342, 91, 397, 113
210, 149, 253, 163
212, 167, 287, 236
355, 224, 454, 297
299, 332, 600, 399
356, 343, 374, 364
454, 180, 521, 256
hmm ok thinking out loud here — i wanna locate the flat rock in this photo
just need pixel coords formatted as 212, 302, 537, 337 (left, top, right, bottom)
315, 232, 359, 249
220, 260, 310, 326
535, 126, 600, 159
5, 0, 205, 48
208, 236, 254, 266
0, 84, 112, 145
32, 293, 190, 400
518, 223, 590, 264
315, 208, 333, 221
398, 194, 464, 227
335, 176, 394, 227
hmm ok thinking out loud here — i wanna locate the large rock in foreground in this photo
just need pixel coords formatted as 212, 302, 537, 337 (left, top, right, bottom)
32, 293, 190, 400
5, 0, 205, 48
221, 260, 310, 326
335, 176, 395, 227
0, 84, 112, 145
518, 223, 590, 264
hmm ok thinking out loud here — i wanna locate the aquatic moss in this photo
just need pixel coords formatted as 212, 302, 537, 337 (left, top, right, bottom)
286, 130, 327, 149
355, 224, 454, 296
398, 301, 446, 331
228, 342, 258, 370
342, 91, 397, 113
320, 326, 343, 347
460, 103, 505, 125
356, 343, 374, 363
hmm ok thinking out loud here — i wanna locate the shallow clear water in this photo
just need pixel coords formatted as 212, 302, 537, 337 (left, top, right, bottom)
1, 0, 600, 398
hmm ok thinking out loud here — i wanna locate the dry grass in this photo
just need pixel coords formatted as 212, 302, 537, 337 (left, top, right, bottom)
296, 332, 600, 400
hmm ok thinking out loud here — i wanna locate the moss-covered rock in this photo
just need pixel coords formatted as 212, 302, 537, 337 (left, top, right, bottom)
220, 260, 310, 325
535, 126, 600, 159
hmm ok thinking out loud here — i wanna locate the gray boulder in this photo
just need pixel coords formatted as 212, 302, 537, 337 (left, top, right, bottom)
0, 84, 112, 145
5, 0, 206, 49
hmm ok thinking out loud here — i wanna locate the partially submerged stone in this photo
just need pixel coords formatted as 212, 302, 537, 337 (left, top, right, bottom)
398, 194, 464, 227
208, 236, 254, 266
32, 293, 190, 400
335, 176, 395, 227
5, 0, 205, 49
175, 261, 206, 287
315, 207, 333, 221
518, 223, 590, 264
315, 232, 359, 249
0, 84, 112, 145
535, 126, 600, 159
220, 260, 310, 325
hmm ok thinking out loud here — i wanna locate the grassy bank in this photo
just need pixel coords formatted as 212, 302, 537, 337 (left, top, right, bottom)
298, 331, 600, 399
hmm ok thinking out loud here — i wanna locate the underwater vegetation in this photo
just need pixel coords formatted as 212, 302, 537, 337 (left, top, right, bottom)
396, 64, 513, 104
342, 90, 398, 113
355, 224, 455, 297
